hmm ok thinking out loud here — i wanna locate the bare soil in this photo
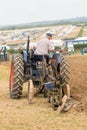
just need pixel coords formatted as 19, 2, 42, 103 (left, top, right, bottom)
0, 55, 87, 130
68, 54, 87, 113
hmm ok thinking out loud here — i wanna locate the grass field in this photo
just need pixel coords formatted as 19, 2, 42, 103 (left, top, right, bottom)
0, 56, 87, 130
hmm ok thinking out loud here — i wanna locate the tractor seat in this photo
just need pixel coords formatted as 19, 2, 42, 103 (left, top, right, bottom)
34, 55, 43, 62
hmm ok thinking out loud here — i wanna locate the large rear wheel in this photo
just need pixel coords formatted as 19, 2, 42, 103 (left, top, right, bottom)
9, 53, 24, 99
60, 55, 70, 96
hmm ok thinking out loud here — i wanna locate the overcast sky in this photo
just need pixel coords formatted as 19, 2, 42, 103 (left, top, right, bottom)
0, 0, 87, 26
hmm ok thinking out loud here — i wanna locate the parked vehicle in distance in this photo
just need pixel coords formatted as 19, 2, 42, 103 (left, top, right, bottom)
83, 47, 87, 53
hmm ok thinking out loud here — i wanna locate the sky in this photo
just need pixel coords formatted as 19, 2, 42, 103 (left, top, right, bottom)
0, 0, 87, 26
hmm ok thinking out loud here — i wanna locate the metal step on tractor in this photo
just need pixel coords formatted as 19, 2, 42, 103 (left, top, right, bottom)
9, 36, 70, 110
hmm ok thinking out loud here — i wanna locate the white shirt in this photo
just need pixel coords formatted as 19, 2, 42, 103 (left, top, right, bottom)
34, 38, 52, 55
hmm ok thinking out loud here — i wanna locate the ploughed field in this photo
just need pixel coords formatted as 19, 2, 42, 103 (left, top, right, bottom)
0, 54, 87, 130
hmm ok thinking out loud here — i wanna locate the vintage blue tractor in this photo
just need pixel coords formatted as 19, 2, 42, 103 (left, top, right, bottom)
9, 36, 70, 109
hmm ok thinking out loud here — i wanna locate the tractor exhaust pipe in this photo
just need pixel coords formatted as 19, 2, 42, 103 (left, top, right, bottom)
27, 36, 30, 62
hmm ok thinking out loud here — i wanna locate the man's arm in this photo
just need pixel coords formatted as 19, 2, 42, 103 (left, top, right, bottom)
49, 49, 55, 52
48, 41, 55, 52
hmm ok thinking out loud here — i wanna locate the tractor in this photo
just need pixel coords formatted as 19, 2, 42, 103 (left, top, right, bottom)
9, 36, 70, 109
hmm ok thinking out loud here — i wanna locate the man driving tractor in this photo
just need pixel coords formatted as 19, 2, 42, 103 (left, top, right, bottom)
34, 33, 55, 64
